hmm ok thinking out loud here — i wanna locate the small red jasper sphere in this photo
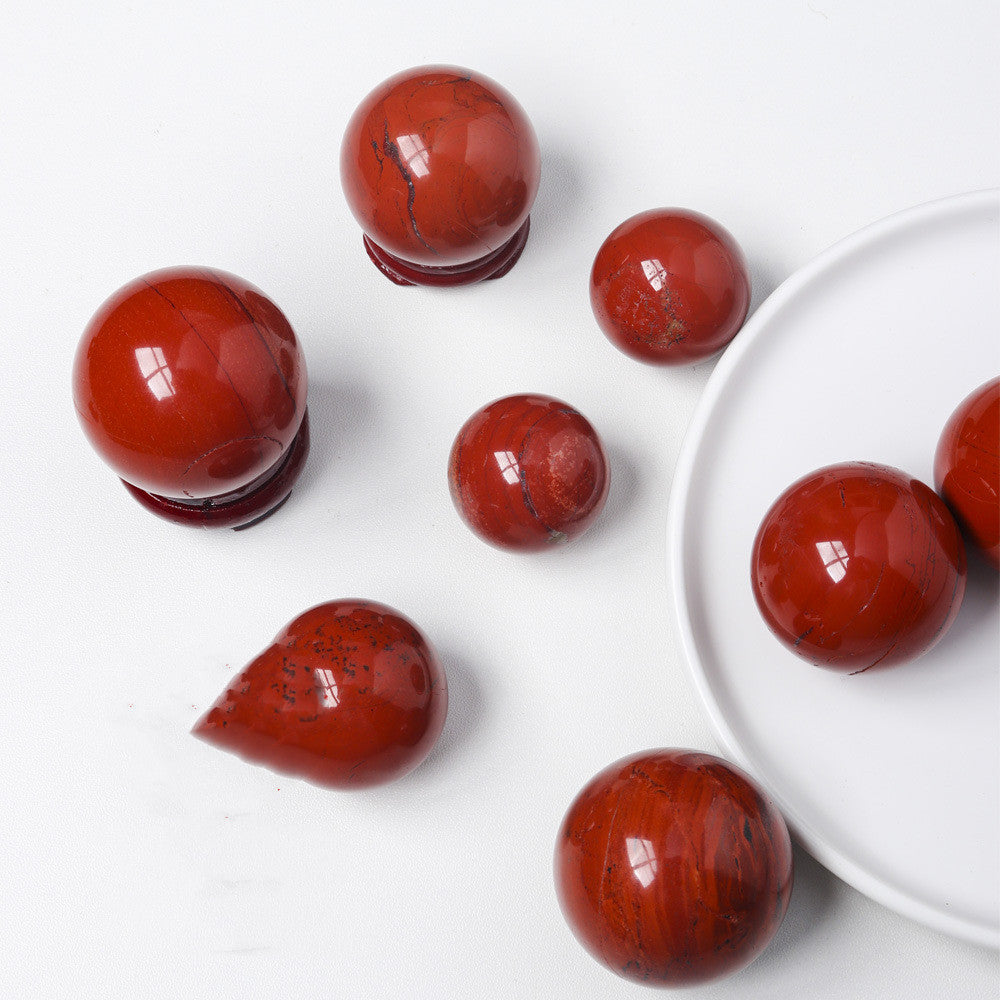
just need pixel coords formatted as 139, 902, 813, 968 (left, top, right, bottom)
752, 462, 967, 672
934, 377, 1000, 568
340, 65, 541, 286
555, 749, 793, 988
590, 209, 751, 365
448, 394, 610, 551
73, 267, 308, 527
193, 600, 447, 789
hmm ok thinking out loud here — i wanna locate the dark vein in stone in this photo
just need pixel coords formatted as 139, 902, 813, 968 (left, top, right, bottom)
180, 434, 282, 477
382, 123, 438, 256
793, 626, 814, 647
517, 407, 570, 542
817, 561, 887, 646
205, 271, 296, 408
142, 280, 257, 434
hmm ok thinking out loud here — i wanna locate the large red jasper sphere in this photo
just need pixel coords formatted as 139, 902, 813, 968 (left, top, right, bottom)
340, 65, 541, 286
590, 209, 751, 365
751, 462, 967, 672
72, 267, 308, 527
934, 377, 1000, 569
555, 749, 793, 988
448, 394, 610, 551
193, 600, 447, 789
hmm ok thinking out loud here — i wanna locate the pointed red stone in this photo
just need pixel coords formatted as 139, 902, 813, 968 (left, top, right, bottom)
193, 601, 447, 788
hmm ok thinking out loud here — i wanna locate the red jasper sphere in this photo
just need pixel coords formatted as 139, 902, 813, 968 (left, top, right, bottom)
590, 208, 751, 365
448, 393, 610, 551
555, 749, 793, 988
72, 267, 308, 527
751, 462, 967, 672
934, 377, 1000, 568
340, 65, 541, 286
193, 600, 447, 789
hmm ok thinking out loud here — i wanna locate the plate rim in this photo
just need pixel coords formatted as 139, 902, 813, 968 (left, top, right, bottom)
667, 188, 1000, 949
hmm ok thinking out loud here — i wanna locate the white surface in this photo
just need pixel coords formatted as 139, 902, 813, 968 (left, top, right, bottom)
669, 191, 1000, 948
2, 2, 998, 998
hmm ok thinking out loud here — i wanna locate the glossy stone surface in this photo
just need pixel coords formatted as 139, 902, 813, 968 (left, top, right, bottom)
590, 209, 751, 365
448, 393, 609, 551
340, 65, 541, 286
73, 267, 308, 528
752, 462, 967, 672
555, 749, 793, 988
934, 377, 1000, 568
193, 600, 447, 789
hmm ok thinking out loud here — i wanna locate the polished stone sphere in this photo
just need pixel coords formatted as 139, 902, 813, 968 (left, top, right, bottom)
752, 461, 967, 671
935, 377, 1000, 568
73, 266, 308, 527
590, 208, 750, 364
340, 65, 541, 285
448, 393, 609, 551
555, 749, 793, 987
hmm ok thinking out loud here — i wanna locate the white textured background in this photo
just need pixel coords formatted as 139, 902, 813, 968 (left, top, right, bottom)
2, 1, 998, 997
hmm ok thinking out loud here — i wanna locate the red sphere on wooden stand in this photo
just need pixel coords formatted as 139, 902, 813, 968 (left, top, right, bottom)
73, 267, 309, 528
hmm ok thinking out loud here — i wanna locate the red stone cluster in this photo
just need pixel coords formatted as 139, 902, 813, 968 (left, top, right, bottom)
69, 61, 998, 992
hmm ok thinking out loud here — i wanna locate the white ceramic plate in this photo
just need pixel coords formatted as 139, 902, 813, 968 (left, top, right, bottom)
669, 190, 1000, 948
